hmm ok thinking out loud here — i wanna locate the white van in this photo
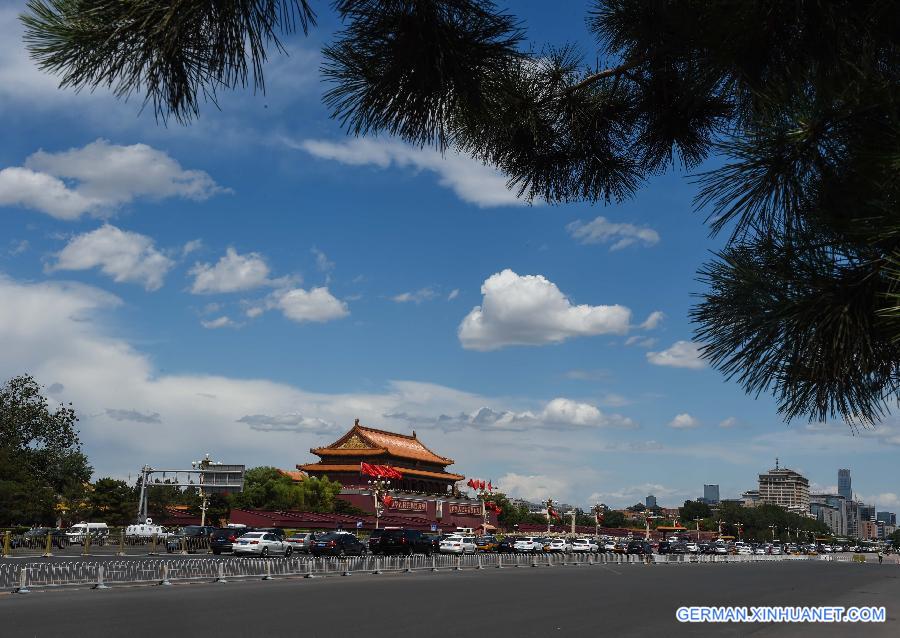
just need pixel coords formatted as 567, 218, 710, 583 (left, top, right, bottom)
66, 522, 109, 543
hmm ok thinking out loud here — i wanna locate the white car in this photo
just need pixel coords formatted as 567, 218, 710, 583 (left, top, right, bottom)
545, 538, 572, 553
753, 545, 767, 555
603, 540, 617, 551
685, 542, 699, 554
233, 532, 293, 557
572, 538, 599, 553
513, 537, 543, 553
439, 535, 476, 554
735, 544, 753, 556
713, 543, 729, 555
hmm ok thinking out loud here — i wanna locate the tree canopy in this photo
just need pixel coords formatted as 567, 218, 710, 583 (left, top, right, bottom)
0, 374, 92, 525
230, 466, 344, 512
19, 1, 900, 426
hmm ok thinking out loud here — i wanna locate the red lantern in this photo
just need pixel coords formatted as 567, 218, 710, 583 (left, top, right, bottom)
381, 494, 394, 508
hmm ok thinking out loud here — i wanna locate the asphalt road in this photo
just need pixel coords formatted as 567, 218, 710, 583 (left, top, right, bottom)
3, 561, 897, 637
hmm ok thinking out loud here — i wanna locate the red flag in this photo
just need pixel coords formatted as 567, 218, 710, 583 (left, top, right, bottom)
488, 481, 493, 492
381, 494, 393, 508
467, 478, 475, 489
360, 462, 374, 477
479, 480, 486, 490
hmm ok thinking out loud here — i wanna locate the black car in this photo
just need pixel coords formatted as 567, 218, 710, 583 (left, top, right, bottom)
422, 534, 441, 554
626, 540, 653, 555
210, 528, 246, 554
367, 529, 385, 554
496, 538, 516, 553
657, 541, 671, 555
166, 525, 217, 553
375, 529, 433, 555
311, 532, 367, 557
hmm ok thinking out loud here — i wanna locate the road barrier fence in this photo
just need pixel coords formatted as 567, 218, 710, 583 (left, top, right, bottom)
0, 551, 828, 593
0, 531, 211, 558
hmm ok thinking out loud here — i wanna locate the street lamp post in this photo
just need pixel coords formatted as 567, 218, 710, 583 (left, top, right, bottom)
593, 504, 606, 538
770, 524, 776, 542
645, 514, 661, 541
368, 478, 391, 530
546, 498, 555, 533
694, 518, 703, 541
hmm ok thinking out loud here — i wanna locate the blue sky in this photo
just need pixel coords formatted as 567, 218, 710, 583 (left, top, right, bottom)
0, 1, 896, 511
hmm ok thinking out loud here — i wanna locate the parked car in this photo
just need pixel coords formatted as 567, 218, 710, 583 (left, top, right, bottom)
496, 538, 517, 553
626, 540, 653, 555
310, 532, 367, 557
439, 535, 476, 554
210, 528, 246, 554
572, 538, 599, 553
284, 532, 317, 553
368, 529, 385, 554
657, 541, 672, 555
376, 529, 433, 555
602, 540, 618, 552
233, 532, 292, 557
685, 542, 700, 554
475, 536, 499, 552
513, 537, 543, 553
422, 534, 442, 554
544, 538, 572, 553
65, 522, 109, 545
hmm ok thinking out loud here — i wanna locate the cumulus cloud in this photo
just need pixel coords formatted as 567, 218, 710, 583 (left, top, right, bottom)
566, 216, 660, 251
190, 247, 272, 294
391, 288, 437, 304
201, 316, 238, 329
639, 311, 665, 330
646, 340, 706, 369
0, 140, 226, 220
237, 413, 336, 433
105, 409, 161, 424
458, 269, 631, 350
496, 473, 569, 503
447, 289, 459, 301
668, 413, 700, 429
272, 287, 350, 323
385, 397, 635, 431
296, 138, 526, 208
48, 224, 174, 291
719, 417, 739, 429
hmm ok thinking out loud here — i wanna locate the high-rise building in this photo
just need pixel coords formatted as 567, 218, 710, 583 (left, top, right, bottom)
838, 469, 852, 501
876, 511, 896, 526
758, 459, 809, 512
811, 494, 847, 536
858, 504, 876, 523
645, 495, 657, 509
703, 484, 720, 505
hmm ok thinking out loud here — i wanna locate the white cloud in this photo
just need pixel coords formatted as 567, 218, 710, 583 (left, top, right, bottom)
391, 287, 437, 304
647, 340, 706, 369
8, 240, 29, 256
0, 140, 226, 220
385, 397, 635, 431
296, 138, 526, 208
624, 336, 657, 348
182, 239, 204, 257
858, 493, 900, 509
458, 269, 631, 350
668, 413, 700, 429
190, 247, 272, 294
272, 287, 350, 323
719, 417, 739, 429
447, 289, 459, 301
236, 413, 336, 433
496, 473, 569, 503
566, 216, 660, 251
201, 316, 238, 329
48, 224, 174, 291
639, 311, 665, 330
311, 247, 334, 274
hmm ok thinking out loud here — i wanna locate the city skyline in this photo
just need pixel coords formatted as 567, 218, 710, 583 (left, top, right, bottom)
0, 1, 898, 512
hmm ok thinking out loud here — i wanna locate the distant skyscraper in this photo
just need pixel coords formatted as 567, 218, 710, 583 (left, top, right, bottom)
859, 504, 876, 522
704, 484, 720, 505
646, 494, 657, 509
876, 511, 896, 526
838, 469, 852, 501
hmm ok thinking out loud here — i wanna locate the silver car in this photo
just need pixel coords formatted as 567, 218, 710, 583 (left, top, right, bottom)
233, 532, 292, 557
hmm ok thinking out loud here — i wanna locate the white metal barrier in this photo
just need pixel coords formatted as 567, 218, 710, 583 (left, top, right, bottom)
2, 551, 822, 593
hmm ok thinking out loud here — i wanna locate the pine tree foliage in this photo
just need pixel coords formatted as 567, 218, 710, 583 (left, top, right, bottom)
19, 1, 900, 425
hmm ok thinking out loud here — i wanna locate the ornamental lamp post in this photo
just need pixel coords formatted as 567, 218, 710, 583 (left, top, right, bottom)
693, 517, 703, 542
546, 498, 555, 533
593, 503, 606, 538
645, 514, 661, 541
368, 478, 391, 530
770, 524, 777, 542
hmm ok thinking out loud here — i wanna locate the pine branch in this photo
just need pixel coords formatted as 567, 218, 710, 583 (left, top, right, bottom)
564, 51, 653, 94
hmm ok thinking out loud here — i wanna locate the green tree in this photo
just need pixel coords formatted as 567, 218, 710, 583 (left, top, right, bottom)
679, 500, 712, 522
229, 467, 343, 512
601, 510, 626, 528
88, 478, 136, 526
21, 2, 900, 425
0, 375, 92, 525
